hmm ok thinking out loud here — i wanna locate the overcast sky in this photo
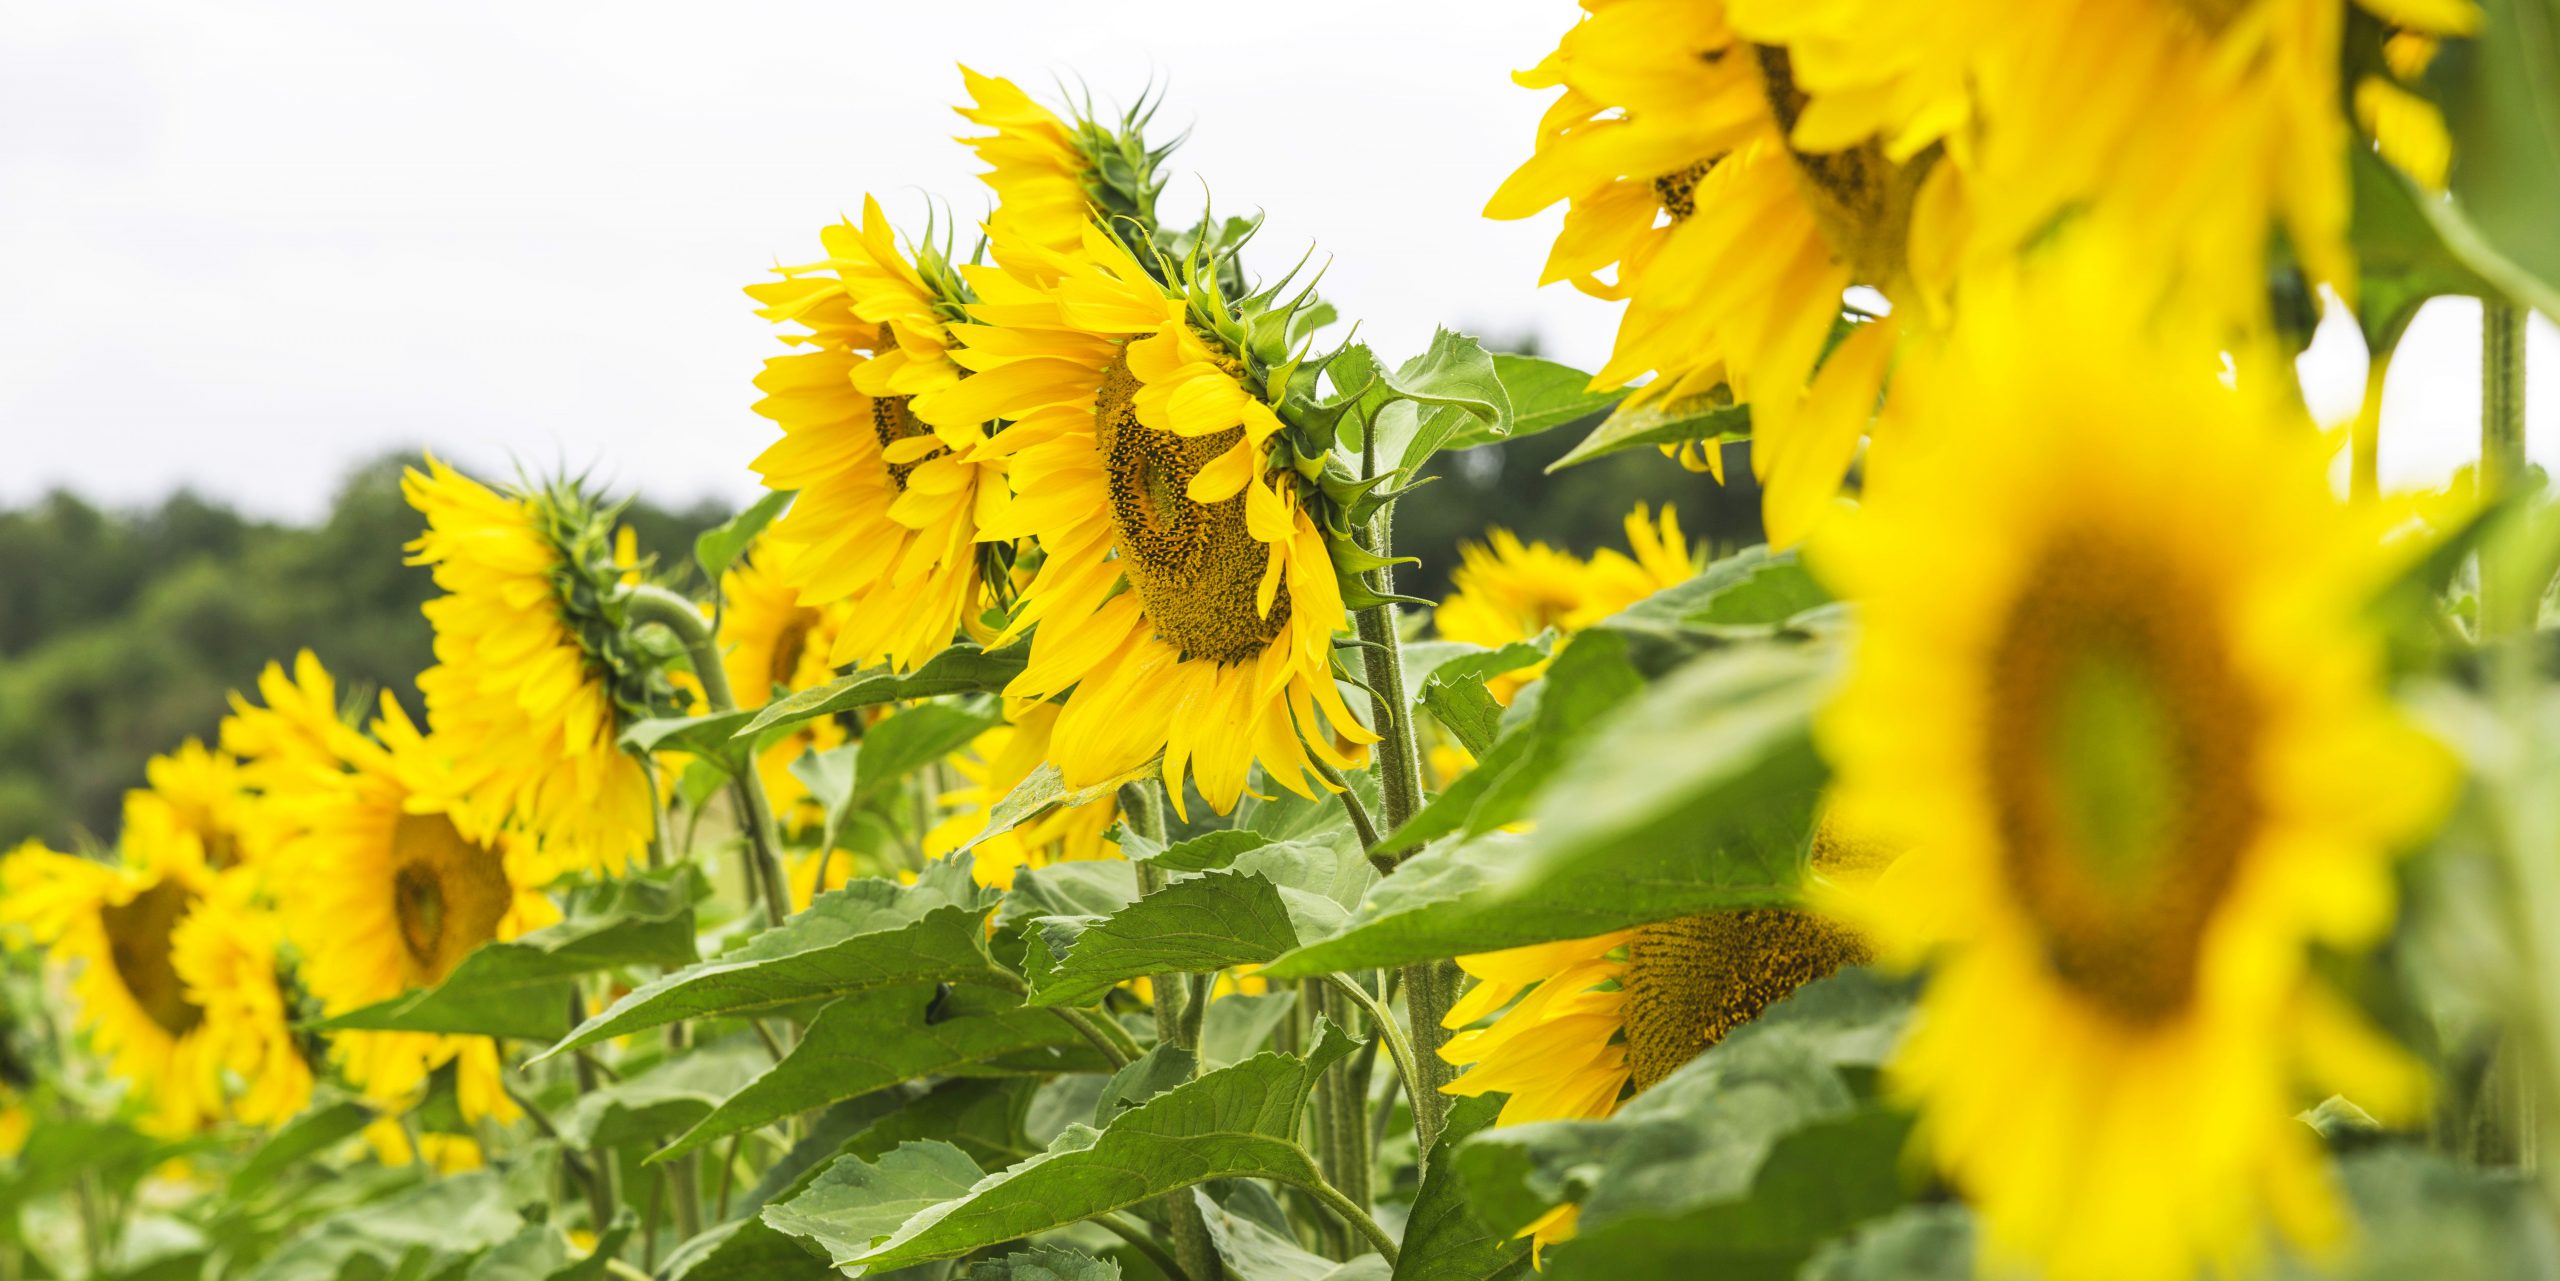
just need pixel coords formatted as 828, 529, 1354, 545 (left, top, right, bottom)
2, 0, 2552, 523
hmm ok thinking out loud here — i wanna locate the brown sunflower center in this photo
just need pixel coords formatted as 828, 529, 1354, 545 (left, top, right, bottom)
1751, 44, 1934, 285
2169, 0, 2254, 36
872, 395, 941, 492
1653, 160, 1711, 223
100, 878, 205, 1039
1094, 351, 1292, 666
203, 826, 242, 871
388, 813, 513, 986
1985, 532, 2259, 1026
1622, 908, 1871, 1092
768, 609, 820, 690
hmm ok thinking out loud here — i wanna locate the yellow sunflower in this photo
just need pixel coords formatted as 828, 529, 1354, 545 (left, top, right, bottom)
1727, 0, 2478, 322
270, 692, 557, 1127
1815, 247, 2451, 1281
914, 222, 1375, 817
955, 67, 1100, 254
714, 543, 854, 825
1438, 826, 1884, 1255
404, 456, 656, 877
122, 739, 261, 875
1436, 504, 1697, 704
0, 831, 224, 1135
748, 196, 1014, 675
1489, 0, 1920, 545
222, 649, 371, 792
925, 700, 1121, 890
168, 873, 314, 1128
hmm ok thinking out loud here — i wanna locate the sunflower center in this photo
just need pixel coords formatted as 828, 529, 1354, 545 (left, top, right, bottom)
769, 609, 820, 690
387, 813, 513, 986
204, 827, 242, 871
1653, 161, 1711, 223
1751, 44, 1933, 285
1622, 909, 1871, 1092
1985, 532, 2260, 1026
872, 395, 941, 491
1094, 352, 1292, 666
101, 879, 206, 1039
2170, 0, 2254, 36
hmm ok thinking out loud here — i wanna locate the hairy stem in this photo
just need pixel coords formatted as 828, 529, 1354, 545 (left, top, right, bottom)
623, 583, 794, 928
1119, 778, 1221, 1281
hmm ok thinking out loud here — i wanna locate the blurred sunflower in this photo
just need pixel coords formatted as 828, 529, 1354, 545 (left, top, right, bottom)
926, 700, 1121, 890
123, 739, 261, 875
1727, 0, 2479, 323
1489, 0, 1920, 545
917, 221, 1375, 817
1816, 245, 2452, 1281
713, 544, 854, 826
748, 196, 1014, 674
168, 873, 313, 1128
404, 457, 658, 877
271, 690, 557, 1128
0, 827, 227, 1135
1438, 826, 1885, 1255
954, 66, 1168, 253
222, 649, 370, 792
1436, 504, 1696, 705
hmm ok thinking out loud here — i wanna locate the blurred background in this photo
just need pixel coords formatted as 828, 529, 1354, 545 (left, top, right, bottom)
4, 0, 2554, 848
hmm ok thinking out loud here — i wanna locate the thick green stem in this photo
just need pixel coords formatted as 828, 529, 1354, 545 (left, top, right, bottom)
2482, 301, 2533, 637
624, 584, 793, 928
1294, 1175, 1402, 1267
1119, 779, 1221, 1281
1054, 1006, 1141, 1068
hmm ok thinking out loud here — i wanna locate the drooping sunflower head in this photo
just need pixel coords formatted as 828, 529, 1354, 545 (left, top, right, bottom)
403, 456, 668, 877
925, 700, 1121, 890
0, 828, 222, 1135
918, 219, 1376, 816
269, 691, 555, 1120
955, 66, 1173, 253
1816, 245, 2451, 1281
750, 196, 1019, 674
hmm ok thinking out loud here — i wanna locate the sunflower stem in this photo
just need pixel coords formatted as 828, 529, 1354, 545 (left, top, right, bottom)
622, 583, 794, 929
1120, 779, 1223, 1281
2481, 300, 2532, 638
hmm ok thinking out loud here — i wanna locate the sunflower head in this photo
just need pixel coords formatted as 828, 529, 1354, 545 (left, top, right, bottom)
124, 738, 258, 874
956, 66, 1174, 252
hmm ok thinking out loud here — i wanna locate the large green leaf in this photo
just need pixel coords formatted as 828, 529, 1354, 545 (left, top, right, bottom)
653, 985, 1099, 1162
1024, 870, 1307, 1007
1549, 394, 1748, 472
1266, 642, 1828, 975
2347, 147, 2491, 350
557, 1036, 771, 1151
245, 1168, 530, 1281
847, 703, 1011, 808
232, 1097, 376, 1194
696, 489, 796, 585
1489, 353, 1627, 440
533, 859, 1007, 1062
960, 759, 1159, 856
849, 1028, 1361, 1271
1799, 1206, 1974, 1281
621, 708, 765, 765
1195, 1187, 1390, 1281
1394, 1095, 1531, 1281
2424, 0, 2560, 317
465, 1218, 633, 1281
1364, 330, 1513, 483
743, 642, 1030, 737
323, 868, 706, 1041
659, 1219, 836, 1281
761, 1140, 988, 1269
961, 1246, 1124, 1281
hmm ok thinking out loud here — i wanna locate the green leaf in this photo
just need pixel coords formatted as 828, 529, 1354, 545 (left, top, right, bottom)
2347, 146, 2490, 351
466, 1218, 633, 1281
621, 708, 764, 764
1025, 871, 1306, 1007
1095, 1045, 1199, 1128
999, 859, 1142, 933
1370, 329, 1513, 485
233, 1097, 376, 1194
1548, 394, 1749, 472
558, 1036, 770, 1151
652, 985, 1098, 1162
847, 702, 1010, 807
1799, 1206, 1974, 1281
760, 1140, 988, 1269
320, 867, 706, 1040
961, 759, 1160, 856
1134, 829, 1273, 871
534, 859, 1007, 1062
695, 489, 796, 586
1403, 637, 1553, 711
660, 1219, 836, 1281
2269, 1149, 2560, 1280
960, 1246, 1125, 1281
1196, 1188, 1390, 1281
743, 642, 1030, 738
1268, 641, 1829, 976
246, 1168, 528, 1281
1200, 990, 1298, 1069
1490, 353, 1627, 440
850, 1027, 1362, 1270
1393, 1094, 1531, 1281
2424, 0, 2560, 317
1420, 670, 1505, 758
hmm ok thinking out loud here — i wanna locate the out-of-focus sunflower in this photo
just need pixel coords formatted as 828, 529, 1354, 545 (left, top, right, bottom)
270, 690, 557, 1128
916, 222, 1376, 817
748, 196, 1015, 675
1816, 245, 2452, 1281
1438, 827, 1885, 1256
222, 650, 370, 792
713, 544, 854, 825
1489, 0, 1919, 545
404, 457, 659, 878
1436, 504, 1697, 704
1727, 0, 2479, 323
122, 739, 261, 876
168, 874, 313, 1128
925, 700, 1120, 890
954, 66, 1168, 254
0, 831, 224, 1135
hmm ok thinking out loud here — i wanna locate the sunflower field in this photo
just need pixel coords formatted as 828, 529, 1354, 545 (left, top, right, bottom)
9, 4, 2560, 1279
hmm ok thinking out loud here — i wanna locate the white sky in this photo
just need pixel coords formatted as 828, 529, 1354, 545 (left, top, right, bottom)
1, 0, 2553, 523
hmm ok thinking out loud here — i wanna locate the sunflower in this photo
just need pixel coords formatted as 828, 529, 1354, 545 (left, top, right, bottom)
914, 221, 1375, 817
221, 649, 371, 792
270, 691, 557, 1127
122, 738, 261, 876
1815, 247, 2451, 1281
168, 874, 313, 1128
0, 832, 224, 1135
954, 66, 1166, 254
748, 196, 1016, 676
1436, 504, 1697, 705
1725, 0, 2479, 324
1437, 826, 1884, 1255
1489, 0, 1921, 545
713, 544, 854, 825
404, 457, 657, 878
925, 700, 1121, 890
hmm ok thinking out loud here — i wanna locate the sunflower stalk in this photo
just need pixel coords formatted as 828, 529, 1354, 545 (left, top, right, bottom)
1117, 778, 1222, 1281
621, 583, 794, 929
